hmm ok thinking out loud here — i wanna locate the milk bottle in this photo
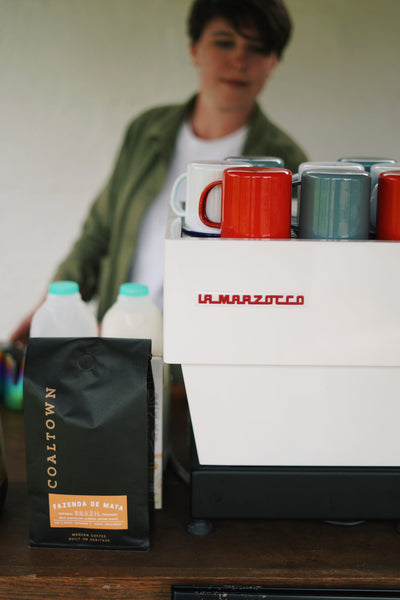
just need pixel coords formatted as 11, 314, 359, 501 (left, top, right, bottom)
30, 281, 98, 337
101, 282, 168, 509
101, 283, 163, 353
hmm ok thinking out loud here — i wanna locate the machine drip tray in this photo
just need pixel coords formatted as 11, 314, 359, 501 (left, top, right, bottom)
189, 434, 400, 528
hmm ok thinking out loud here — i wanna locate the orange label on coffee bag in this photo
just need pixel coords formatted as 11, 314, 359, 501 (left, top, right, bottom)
49, 494, 128, 530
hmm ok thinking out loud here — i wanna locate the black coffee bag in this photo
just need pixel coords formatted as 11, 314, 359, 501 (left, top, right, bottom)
23, 337, 154, 550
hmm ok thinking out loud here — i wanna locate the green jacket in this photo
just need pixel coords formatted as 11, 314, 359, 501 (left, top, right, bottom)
54, 96, 308, 320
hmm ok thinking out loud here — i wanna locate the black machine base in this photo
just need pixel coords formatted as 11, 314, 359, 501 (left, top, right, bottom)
189, 436, 400, 526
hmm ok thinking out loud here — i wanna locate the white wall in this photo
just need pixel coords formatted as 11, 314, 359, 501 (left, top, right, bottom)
1, 0, 399, 339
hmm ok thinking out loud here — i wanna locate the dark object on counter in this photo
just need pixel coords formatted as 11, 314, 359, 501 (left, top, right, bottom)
0, 419, 7, 513
23, 337, 154, 550
0, 341, 11, 509
0, 341, 25, 410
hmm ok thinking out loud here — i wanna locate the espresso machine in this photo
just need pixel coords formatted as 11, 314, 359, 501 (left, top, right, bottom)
164, 210, 400, 533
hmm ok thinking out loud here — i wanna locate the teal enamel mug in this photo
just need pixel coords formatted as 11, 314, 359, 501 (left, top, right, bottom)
224, 156, 284, 168
337, 156, 397, 173
298, 170, 371, 240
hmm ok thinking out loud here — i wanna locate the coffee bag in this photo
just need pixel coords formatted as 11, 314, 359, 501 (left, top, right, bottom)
23, 337, 154, 550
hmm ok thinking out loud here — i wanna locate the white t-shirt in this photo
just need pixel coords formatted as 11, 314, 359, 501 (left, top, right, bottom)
129, 120, 248, 310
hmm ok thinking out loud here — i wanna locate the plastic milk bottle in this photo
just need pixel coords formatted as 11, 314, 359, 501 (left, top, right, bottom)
30, 281, 98, 337
101, 282, 168, 509
101, 283, 163, 353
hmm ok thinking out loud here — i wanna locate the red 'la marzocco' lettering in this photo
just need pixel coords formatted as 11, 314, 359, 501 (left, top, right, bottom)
198, 293, 305, 306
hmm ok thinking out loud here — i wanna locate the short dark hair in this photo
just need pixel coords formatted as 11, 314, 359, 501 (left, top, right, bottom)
187, 0, 292, 58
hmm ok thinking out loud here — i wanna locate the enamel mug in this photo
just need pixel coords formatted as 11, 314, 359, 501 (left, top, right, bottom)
376, 171, 400, 240
337, 156, 397, 173
292, 161, 365, 226
198, 167, 292, 239
298, 170, 371, 240
170, 160, 249, 235
225, 156, 285, 168
369, 163, 400, 231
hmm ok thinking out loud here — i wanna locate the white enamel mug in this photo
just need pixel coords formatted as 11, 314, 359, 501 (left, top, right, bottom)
170, 160, 249, 235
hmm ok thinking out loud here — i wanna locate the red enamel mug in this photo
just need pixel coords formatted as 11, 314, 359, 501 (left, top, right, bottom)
376, 171, 400, 240
198, 167, 292, 239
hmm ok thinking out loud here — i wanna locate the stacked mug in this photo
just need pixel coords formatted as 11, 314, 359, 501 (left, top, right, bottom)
369, 162, 400, 233
198, 165, 293, 239
292, 161, 370, 240
170, 156, 399, 242
170, 157, 294, 240
375, 169, 400, 240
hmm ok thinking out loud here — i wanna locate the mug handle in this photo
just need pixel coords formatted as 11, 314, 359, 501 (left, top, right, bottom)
170, 172, 187, 217
291, 177, 302, 223
292, 178, 301, 190
292, 173, 300, 184
199, 180, 222, 228
370, 183, 378, 230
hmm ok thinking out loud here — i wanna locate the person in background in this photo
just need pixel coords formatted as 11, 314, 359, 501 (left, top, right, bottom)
10, 0, 308, 346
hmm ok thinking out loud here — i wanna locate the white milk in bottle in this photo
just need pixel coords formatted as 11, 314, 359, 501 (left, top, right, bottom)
30, 281, 98, 337
101, 282, 169, 509
101, 283, 163, 353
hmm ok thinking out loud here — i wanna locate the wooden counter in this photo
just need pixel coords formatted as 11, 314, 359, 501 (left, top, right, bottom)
1, 387, 400, 599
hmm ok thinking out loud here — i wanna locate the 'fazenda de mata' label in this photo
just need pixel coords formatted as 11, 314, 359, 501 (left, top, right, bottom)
49, 494, 128, 529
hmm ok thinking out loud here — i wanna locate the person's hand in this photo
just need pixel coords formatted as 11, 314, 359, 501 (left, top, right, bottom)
9, 289, 48, 347
8, 311, 35, 347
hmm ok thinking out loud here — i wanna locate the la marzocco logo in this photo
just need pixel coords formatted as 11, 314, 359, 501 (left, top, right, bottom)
198, 293, 305, 306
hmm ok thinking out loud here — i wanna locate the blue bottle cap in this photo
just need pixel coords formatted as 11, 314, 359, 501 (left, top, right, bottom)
119, 283, 149, 297
49, 281, 79, 295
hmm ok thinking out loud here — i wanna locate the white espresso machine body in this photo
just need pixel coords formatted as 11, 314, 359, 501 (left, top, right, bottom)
164, 214, 400, 469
